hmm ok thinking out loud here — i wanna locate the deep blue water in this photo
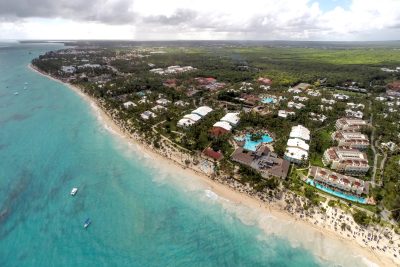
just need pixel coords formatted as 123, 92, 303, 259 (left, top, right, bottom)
0, 43, 327, 267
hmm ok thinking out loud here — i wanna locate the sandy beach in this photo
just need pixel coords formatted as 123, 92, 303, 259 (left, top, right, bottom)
28, 64, 400, 267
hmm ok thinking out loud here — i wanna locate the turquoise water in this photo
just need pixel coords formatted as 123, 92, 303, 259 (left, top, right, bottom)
261, 97, 276, 104
306, 179, 367, 204
0, 43, 368, 267
235, 134, 274, 151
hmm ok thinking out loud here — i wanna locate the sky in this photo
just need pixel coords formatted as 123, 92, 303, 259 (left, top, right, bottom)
0, 0, 399, 41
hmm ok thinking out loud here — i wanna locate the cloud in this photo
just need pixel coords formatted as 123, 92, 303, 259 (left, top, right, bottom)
0, 0, 136, 24
0, 0, 400, 40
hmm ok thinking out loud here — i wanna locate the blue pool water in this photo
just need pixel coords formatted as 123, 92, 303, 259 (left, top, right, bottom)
261, 97, 277, 104
235, 133, 274, 151
306, 179, 367, 204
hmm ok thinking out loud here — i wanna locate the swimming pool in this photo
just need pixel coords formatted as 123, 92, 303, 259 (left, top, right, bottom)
306, 179, 367, 204
235, 133, 274, 151
261, 97, 277, 104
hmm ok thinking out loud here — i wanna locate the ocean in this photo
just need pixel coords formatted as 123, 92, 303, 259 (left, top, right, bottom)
0, 42, 372, 267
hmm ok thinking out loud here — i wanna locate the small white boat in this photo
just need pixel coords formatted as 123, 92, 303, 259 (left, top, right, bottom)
23, 86, 27, 90
84, 218, 91, 229
70, 187, 78, 196
14, 92, 19, 95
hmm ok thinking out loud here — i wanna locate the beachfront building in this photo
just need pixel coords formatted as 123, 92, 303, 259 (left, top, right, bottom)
123, 101, 137, 109
231, 146, 290, 179
140, 110, 156, 120
322, 147, 369, 176
310, 167, 369, 196
210, 112, 240, 137
332, 131, 369, 150
202, 147, 224, 162
284, 125, 310, 164
177, 106, 213, 128
335, 118, 369, 131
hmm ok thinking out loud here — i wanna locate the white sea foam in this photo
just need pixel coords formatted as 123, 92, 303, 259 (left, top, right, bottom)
204, 189, 218, 201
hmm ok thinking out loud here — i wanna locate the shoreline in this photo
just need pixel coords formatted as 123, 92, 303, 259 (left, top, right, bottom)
28, 64, 399, 267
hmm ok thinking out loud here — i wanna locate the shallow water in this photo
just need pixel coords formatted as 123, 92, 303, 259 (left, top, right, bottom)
0, 43, 371, 267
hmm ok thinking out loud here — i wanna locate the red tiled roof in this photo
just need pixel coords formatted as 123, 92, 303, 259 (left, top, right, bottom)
210, 127, 230, 137
202, 147, 224, 161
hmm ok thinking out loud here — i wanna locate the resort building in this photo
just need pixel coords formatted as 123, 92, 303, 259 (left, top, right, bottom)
347, 103, 365, 110
231, 146, 290, 179
321, 98, 336, 105
310, 112, 327, 122
174, 100, 189, 107
310, 167, 369, 196
332, 131, 369, 150
335, 118, 369, 131
220, 112, 240, 126
211, 112, 240, 137
123, 101, 136, 109
345, 109, 364, 119
278, 110, 295, 118
151, 105, 167, 112
293, 96, 309, 102
156, 98, 171, 106
284, 125, 311, 164
333, 94, 350, 100
322, 147, 369, 176
177, 106, 213, 128
307, 90, 321, 97
289, 125, 311, 142
192, 106, 213, 117
140, 110, 156, 120
202, 147, 224, 161
287, 101, 305, 110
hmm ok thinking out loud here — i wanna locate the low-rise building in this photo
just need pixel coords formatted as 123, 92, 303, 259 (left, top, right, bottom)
321, 98, 336, 105
177, 106, 213, 128
289, 125, 311, 142
284, 125, 310, 164
345, 109, 364, 119
231, 146, 290, 179
287, 101, 305, 109
156, 98, 171, 106
123, 101, 136, 109
310, 112, 327, 122
202, 147, 224, 161
140, 110, 156, 120
293, 96, 309, 102
278, 110, 295, 118
332, 131, 369, 150
335, 118, 369, 131
310, 167, 369, 196
333, 94, 350, 100
151, 105, 167, 112
322, 147, 369, 176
